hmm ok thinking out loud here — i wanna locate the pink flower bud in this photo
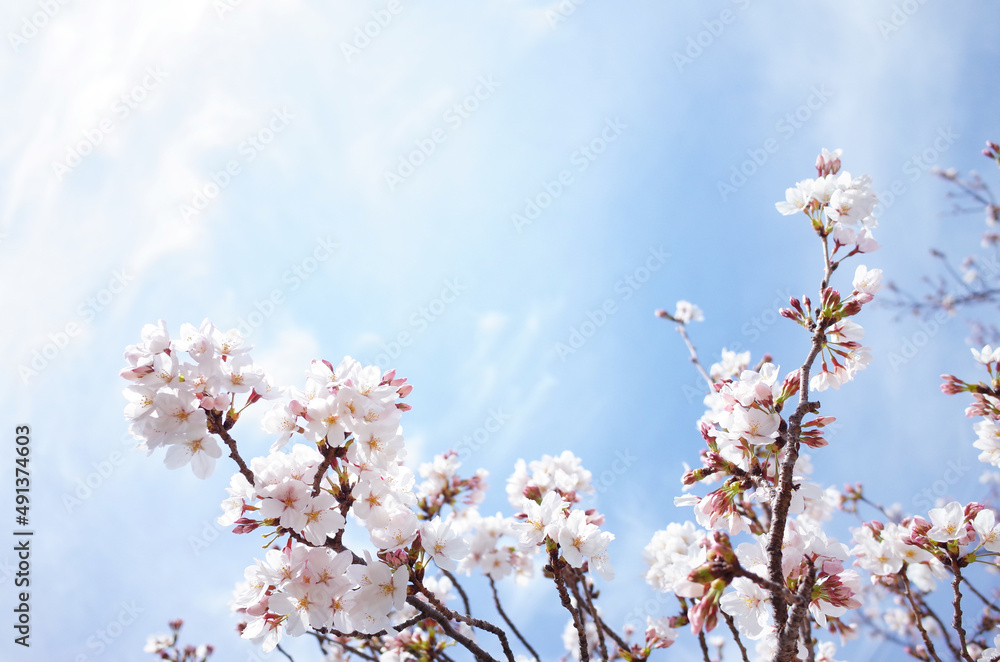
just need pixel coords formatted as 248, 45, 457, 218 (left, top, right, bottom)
523, 484, 543, 503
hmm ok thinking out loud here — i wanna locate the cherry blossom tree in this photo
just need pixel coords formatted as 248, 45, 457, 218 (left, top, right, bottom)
886, 141, 1000, 346
126, 149, 1000, 662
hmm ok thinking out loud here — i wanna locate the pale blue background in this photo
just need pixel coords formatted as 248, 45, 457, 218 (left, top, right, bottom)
1, 1, 999, 661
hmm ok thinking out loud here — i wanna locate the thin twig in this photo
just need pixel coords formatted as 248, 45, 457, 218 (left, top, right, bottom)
571, 574, 607, 662
675, 322, 714, 390
406, 595, 500, 662
444, 567, 473, 617
723, 612, 751, 662
275, 643, 295, 662
321, 613, 427, 639
901, 571, 944, 662
417, 583, 515, 662
580, 572, 630, 655
697, 629, 711, 662
488, 576, 541, 662
962, 576, 1000, 612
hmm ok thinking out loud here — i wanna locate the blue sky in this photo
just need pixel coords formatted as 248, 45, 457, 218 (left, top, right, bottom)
2, 1, 1000, 661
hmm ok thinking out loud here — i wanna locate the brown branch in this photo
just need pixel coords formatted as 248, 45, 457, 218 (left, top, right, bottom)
774, 559, 816, 662
309, 632, 381, 662
733, 567, 801, 606
697, 630, 711, 662
444, 568, 472, 617
571, 574, 609, 662
579, 571, 630, 657
311, 440, 337, 496
901, 571, 944, 662
488, 576, 541, 662
211, 417, 257, 487
950, 559, 975, 662
801, 612, 815, 662
768, 315, 825, 654
417, 582, 515, 662
551, 551, 590, 662
406, 595, 500, 662
320, 612, 427, 639
723, 612, 751, 662
962, 576, 1000, 612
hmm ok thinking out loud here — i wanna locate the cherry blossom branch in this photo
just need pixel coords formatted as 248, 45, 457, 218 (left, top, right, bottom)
275, 643, 295, 662
733, 567, 801, 606
800, 614, 815, 662
697, 630, 711, 662
962, 576, 1000, 612
901, 571, 945, 662
568, 573, 607, 661
488, 576, 540, 662
550, 550, 590, 662
907, 581, 962, 660
723, 612, 751, 662
416, 582, 515, 662
949, 559, 975, 662
774, 558, 816, 662
320, 611, 428, 639
445, 568, 473, 617
579, 572, 630, 656
311, 441, 337, 496
768, 249, 829, 654
675, 322, 714, 390
310, 632, 381, 662
406, 595, 501, 662
209, 414, 257, 487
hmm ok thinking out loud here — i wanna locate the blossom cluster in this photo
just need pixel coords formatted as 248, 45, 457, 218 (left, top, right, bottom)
123, 322, 621, 658
775, 147, 880, 255
134, 149, 1000, 662
943, 346, 1000, 471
